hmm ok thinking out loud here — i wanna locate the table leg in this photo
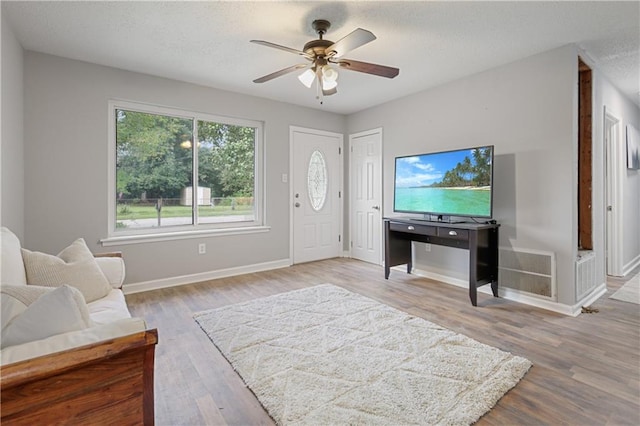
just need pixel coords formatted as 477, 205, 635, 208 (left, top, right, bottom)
469, 284, 478, 307
491, 281, 499, 297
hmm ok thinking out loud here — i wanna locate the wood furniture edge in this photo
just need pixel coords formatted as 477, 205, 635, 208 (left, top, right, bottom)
94, 251, 123, 258
1, 328, 158, 425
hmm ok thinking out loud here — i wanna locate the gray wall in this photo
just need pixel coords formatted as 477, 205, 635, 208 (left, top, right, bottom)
1, 13, 25, 239
22, 52, 346, 283
348, 45, 581, 304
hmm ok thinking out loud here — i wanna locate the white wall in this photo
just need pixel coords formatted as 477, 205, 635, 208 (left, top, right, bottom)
1, 13, 25, 239
596, 74, 640, 274
23, 52, 346, 284
348, 45, 581, 305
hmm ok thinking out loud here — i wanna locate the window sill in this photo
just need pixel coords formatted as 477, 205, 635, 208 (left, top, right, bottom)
100, 225, 271, 247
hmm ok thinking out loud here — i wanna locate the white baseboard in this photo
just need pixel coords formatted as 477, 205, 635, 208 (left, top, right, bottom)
123, 258, 291, 295
622, 254, 640, 277
410, 267, 607, 317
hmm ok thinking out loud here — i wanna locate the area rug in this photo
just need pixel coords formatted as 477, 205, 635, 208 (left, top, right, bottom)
610, 272, 640, 305
194, 284, 532, 425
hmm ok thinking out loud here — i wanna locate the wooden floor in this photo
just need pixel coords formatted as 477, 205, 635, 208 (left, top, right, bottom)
126, 259, 640, 425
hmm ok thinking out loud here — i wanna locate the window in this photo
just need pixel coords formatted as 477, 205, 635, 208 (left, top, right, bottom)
107, 101, 264, 241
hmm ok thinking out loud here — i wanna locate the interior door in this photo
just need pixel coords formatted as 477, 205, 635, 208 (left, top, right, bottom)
350, 128, 383, 265
604, 108, 623, 276
291, 127, 343, 264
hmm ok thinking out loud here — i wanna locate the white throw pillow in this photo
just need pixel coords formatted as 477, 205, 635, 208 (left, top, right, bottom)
1, 285, 93, 348
1, 285, 52, 330
21, 238, 112, 302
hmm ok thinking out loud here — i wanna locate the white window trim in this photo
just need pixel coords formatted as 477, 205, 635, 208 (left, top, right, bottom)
105, 99, 266, 244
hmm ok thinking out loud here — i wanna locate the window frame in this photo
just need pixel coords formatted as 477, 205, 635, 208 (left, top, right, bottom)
103, 100, 267, 246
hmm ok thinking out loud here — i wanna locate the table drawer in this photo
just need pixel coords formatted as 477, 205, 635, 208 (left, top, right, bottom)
389, 221, 436, 236
437, 227, 469, 240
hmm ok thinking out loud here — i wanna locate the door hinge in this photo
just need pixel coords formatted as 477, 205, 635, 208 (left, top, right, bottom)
339, 147, 342, 155
338, 235, 341, 242
350, 241, 353, 248
338, 191, 341, 198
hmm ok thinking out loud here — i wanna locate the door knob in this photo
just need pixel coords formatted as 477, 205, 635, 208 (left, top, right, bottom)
372, 205, 380, 210
295, 202, 301, 208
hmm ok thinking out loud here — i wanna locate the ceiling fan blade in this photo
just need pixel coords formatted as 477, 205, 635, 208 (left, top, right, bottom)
253, 64, 308, 83
250, 40, 313, 59
325, 28, 376, 58
336, 59, 399, 78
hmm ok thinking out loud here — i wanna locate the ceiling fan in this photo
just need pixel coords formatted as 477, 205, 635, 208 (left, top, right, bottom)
251, 19, 399, 103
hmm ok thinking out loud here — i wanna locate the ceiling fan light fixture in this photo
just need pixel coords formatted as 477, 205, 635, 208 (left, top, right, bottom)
322, 77, 338, 90
322, 65, 338, 82
298, 68, 315, 88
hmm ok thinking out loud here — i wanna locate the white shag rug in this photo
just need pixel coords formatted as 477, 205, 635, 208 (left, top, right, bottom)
194, 284, 532, 425
610, 273, 640, 305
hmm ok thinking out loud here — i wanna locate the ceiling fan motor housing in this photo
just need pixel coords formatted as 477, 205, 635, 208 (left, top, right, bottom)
303, 39, 333, 59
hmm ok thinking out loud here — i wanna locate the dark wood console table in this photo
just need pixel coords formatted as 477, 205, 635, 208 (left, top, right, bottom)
384, 217, 500, 306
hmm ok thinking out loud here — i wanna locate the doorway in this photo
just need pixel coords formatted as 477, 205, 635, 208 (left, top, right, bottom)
290, 126, 343, 264
349, 128, 383, 265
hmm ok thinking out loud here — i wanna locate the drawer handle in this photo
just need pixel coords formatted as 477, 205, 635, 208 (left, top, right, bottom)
448, 230, 458, 236
407, 226, 415, 230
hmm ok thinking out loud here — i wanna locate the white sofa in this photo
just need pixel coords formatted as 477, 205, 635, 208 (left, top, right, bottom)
0, 226, 145, 364
0, 227, 157, 425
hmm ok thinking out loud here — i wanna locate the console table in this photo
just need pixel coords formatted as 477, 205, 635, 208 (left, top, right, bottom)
384, 217, 500, 306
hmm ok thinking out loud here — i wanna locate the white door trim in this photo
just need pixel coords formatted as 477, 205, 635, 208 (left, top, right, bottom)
349, 127, 383, 265
604, 106, 624, 277
289, 126, 344, 264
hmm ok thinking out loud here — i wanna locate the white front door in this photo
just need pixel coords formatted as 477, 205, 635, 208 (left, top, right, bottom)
350, 128, 383, 265
291, 127, 343, 264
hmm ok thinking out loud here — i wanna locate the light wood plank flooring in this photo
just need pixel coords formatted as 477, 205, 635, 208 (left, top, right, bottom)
126, 259, 640, 425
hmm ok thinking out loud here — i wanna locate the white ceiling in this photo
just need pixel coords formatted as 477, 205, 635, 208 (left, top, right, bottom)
3, 1, 639, 115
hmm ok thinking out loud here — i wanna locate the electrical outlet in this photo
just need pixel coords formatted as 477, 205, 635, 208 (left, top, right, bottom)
425, 243, 431, 252
198, 243, 206, 255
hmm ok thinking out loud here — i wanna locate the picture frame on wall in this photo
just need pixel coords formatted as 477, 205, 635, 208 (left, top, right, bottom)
627, 124, 640, 170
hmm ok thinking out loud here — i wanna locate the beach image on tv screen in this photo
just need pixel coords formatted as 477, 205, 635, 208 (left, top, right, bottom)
394, 147, 492, 217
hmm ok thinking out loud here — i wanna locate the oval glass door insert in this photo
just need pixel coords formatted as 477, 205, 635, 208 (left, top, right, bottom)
307, 150, 328, 211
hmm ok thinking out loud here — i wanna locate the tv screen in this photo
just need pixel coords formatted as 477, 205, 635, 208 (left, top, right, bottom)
393, 145, 494, 219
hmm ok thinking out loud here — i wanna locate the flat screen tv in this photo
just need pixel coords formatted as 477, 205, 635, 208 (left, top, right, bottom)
393, 145, 494, 220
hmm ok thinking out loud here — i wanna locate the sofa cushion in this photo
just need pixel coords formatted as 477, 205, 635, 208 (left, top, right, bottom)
87, 289, 132, 325
21, 238, 112, 302
0, 317, 147, 366
1, 285, 93, 349
1, 227, 27, 286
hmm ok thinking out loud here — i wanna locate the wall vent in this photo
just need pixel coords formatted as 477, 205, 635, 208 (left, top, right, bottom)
499, 248, 555, 299
576, 251, 597, 300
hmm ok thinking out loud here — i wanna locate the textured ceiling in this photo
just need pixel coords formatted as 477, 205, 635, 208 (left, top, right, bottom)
3, 1, 639, 114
